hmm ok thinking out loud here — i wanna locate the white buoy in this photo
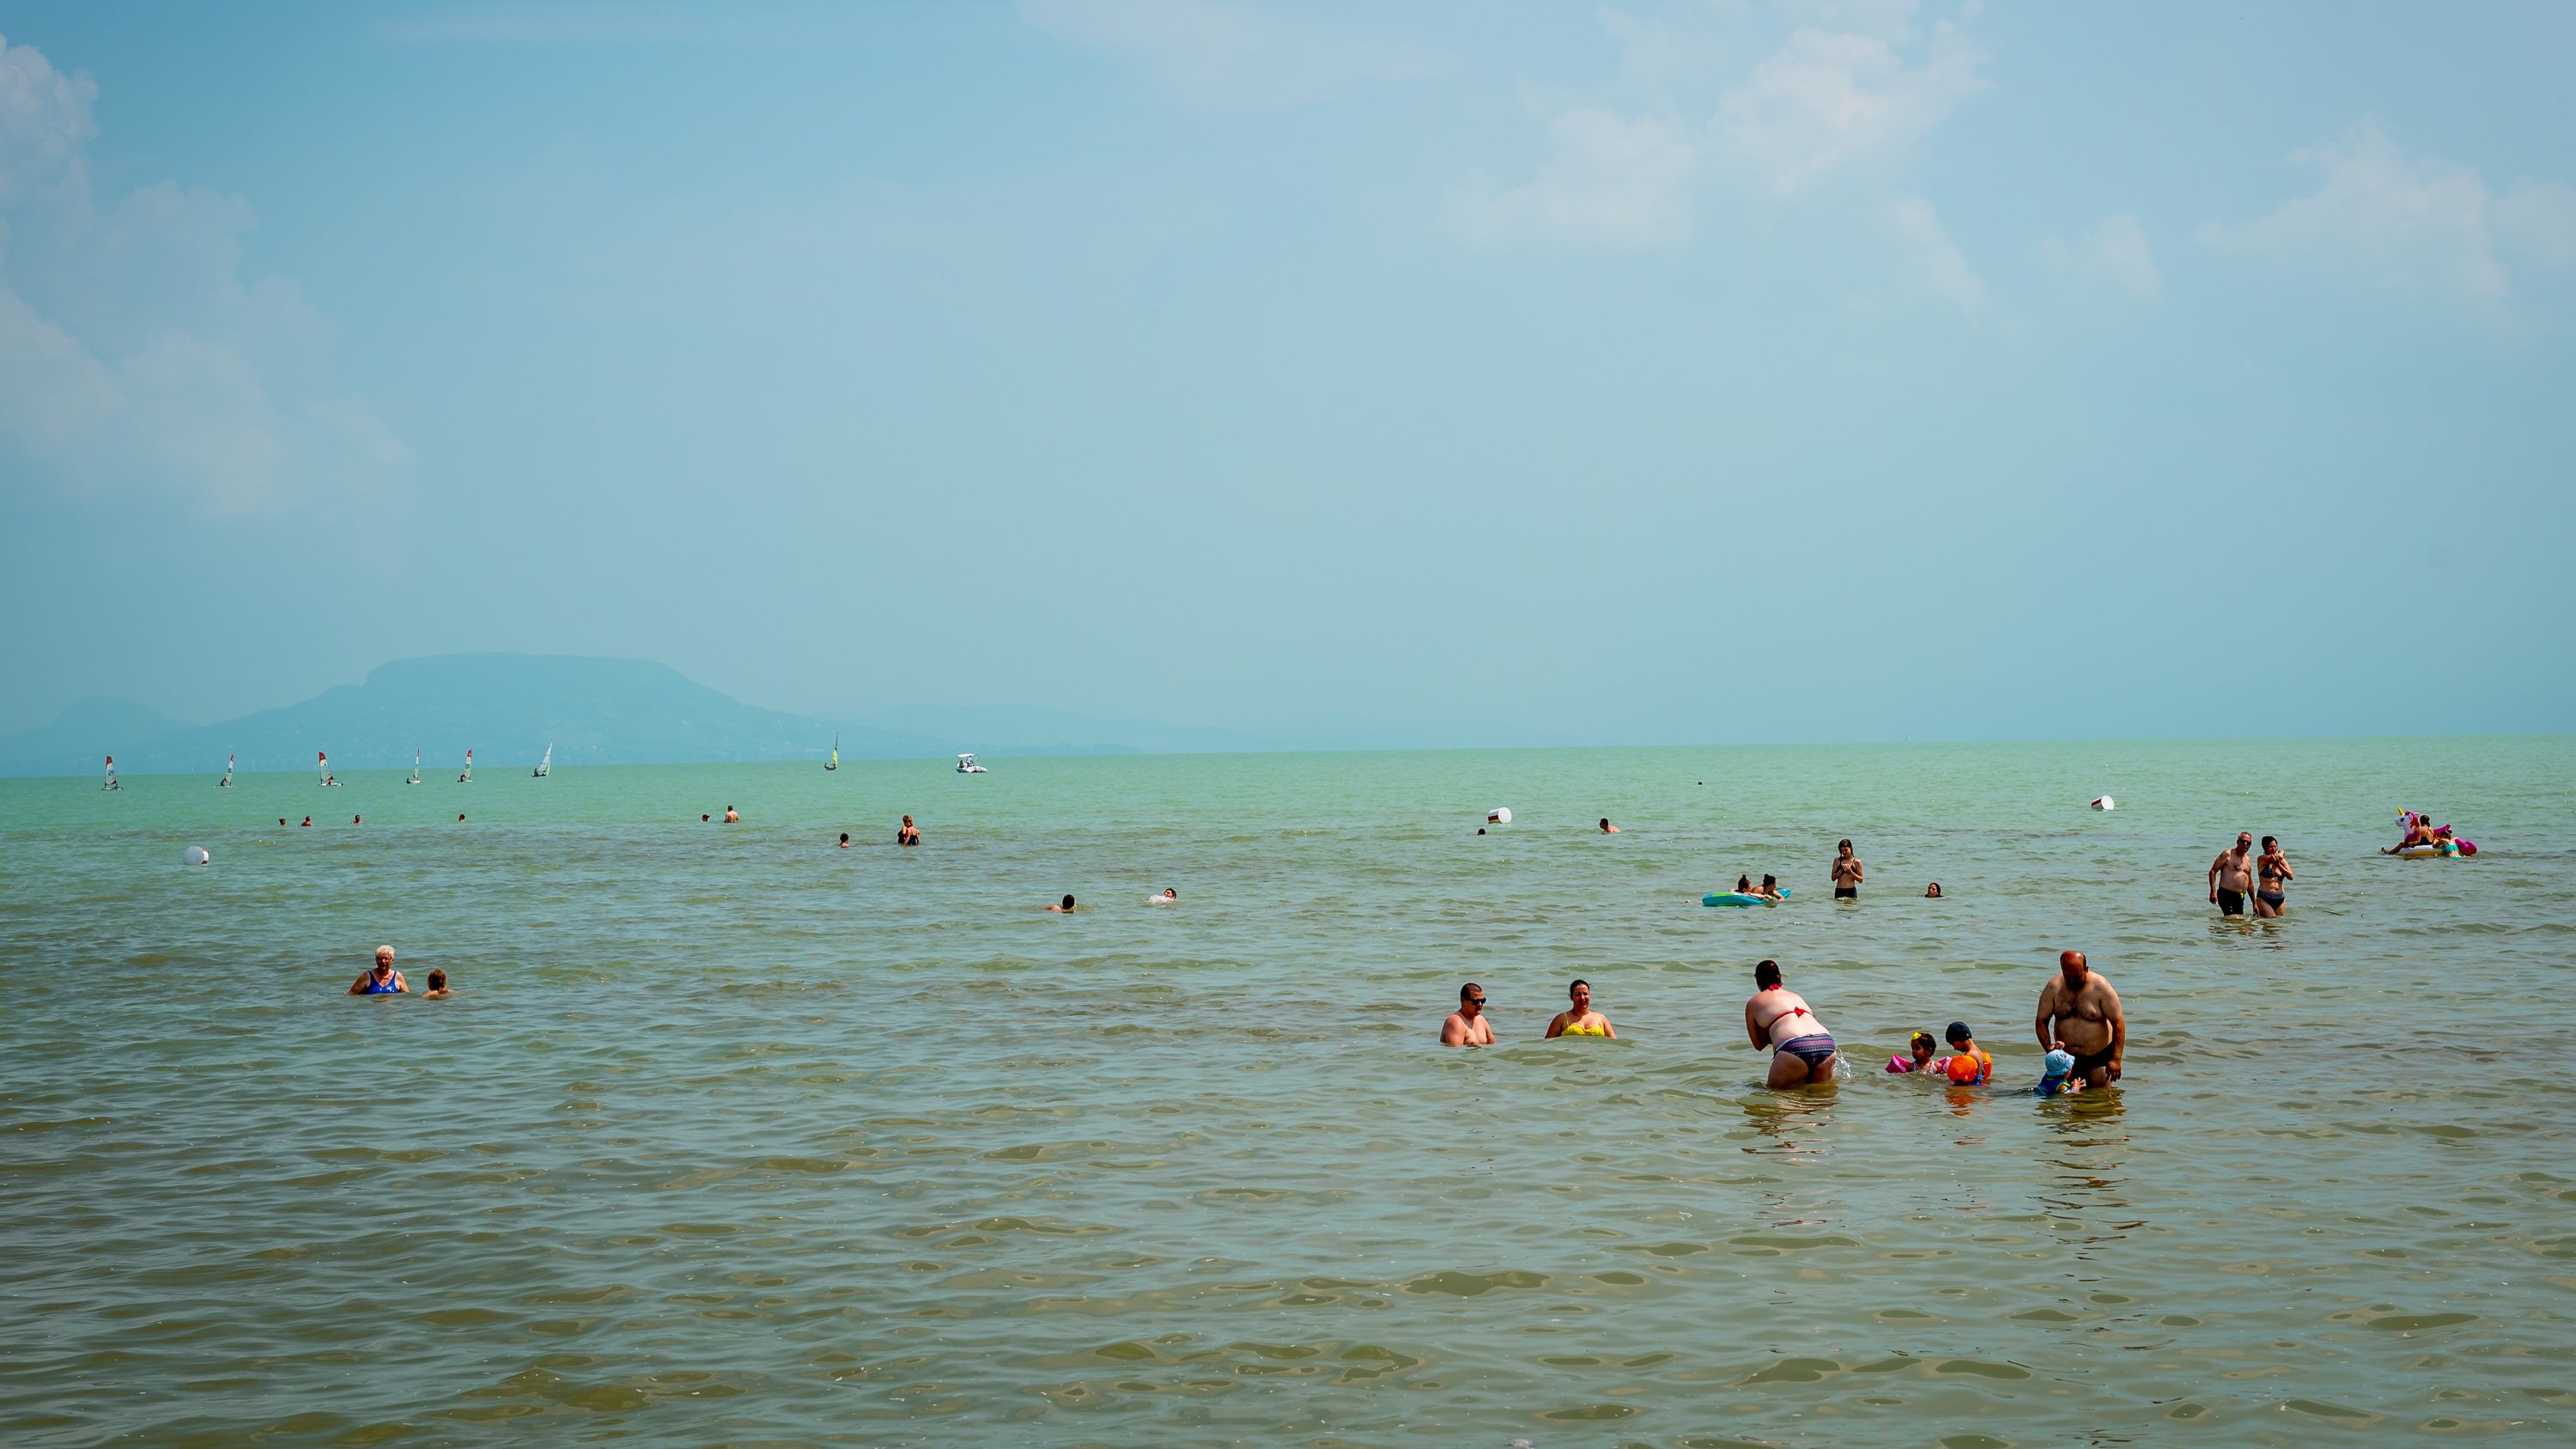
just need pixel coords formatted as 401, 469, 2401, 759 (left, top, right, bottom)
183, 844, 211, 865
2090, 796, 2115, 811
1486, 807, 1512, 825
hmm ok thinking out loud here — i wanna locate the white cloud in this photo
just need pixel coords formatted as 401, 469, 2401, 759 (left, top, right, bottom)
0, 29, 94, 202
2039, 212, 2159, 301
0, 34, 406, 516
1710, 19, 1984, 192
2199, 119, 2576, 309
1885, 192, 1983, 309
1448, 3, 1985, 257
1449, 110, 1696, 248
1019, 0, 1447, 107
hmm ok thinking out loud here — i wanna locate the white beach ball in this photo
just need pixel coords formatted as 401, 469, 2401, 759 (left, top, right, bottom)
1486, 807, 1512, 825
183, 844, 211, 865
2090, 796, 2115, 811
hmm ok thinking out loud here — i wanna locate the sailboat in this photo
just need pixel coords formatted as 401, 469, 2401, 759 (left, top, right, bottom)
102, 754, 119, 792
825, 735, 839, 772
459, 748, 473, 783
533, 743, 551, 778
219, 753, 233, 788
319, 751, 339, 787
406, 749, 421, 786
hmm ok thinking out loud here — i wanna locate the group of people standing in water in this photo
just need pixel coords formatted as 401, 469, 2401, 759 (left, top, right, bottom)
2208, 831, 2296, 917
1442, 952, 2128, 1096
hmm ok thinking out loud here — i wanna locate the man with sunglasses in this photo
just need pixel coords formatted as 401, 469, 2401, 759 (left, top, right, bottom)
1440, 983, 1496, 1047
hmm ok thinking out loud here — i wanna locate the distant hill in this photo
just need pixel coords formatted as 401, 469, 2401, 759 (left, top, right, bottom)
0, 654, 1263, 777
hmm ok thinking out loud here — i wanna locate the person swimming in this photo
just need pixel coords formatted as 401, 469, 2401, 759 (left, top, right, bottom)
1546, 978, 1617, 1039
898, 815, 920, 846
1599, 818, 1619, 833
723, 806, 739, 824
838, 832, 850, 849
423, 969, 452, 1000
1887, 1031, 1937, 1073
1045, 894, 1077, 913
2034, 1045, 2078, 1096
1147, 887, 1178, 904
1440, 983, 1496, 1047
1752, 874, 1784, 901
348, 946, 406, 996
1735, 874, 1753, 893
1941, 1021, 1993, 1084
1924, 882, 1942, 898
1745, 959, 1835, 1086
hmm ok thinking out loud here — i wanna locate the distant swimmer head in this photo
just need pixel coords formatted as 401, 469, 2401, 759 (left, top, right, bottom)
1737, 874, 1752, 892
839, 833, 849, 846
1162, 888, 1176, 900
427, 969, 447, 992
1753, 959, 1782, 990
1924, 882, 1942, 898
1062, 894, 1076, 910
1761, 874, 1777, 888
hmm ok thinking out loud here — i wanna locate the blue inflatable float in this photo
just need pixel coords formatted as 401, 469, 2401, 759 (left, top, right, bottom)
1703, 887, 1791, 907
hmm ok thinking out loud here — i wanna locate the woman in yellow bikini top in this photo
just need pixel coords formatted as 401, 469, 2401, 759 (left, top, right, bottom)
1546, 978, 1618, 1039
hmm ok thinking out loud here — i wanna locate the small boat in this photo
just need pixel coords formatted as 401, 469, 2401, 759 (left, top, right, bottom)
459, 748, 473, 783
220, 753, 234, 788
407, 749, 421, 785
825, 735, 839, 772
532, 743, 551, 778
956, 752, 988, 774
318, 751, 339, 787
102, 755, 119, 792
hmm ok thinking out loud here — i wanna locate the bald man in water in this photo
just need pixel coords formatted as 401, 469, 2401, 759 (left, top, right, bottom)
2036, 949, 2124, 1088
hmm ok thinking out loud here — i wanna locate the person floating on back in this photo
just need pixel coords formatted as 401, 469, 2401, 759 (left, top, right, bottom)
1745, 959, 1835, 1087
1148, 887, 1177, 904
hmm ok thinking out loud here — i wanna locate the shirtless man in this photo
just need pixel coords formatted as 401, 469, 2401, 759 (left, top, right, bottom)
1044, 894, 1078, 913
723, 806, 740, 824
348, 945, 408, 995
1441, 983, 1497, 1047
2035, 949, 2125, 1088
1743, 959, 1836, 1087
1598, 818, 1619, 834
1545, 979, 1616, 1038
1832, 839, 1864, 900
2208, 832, 2254, 916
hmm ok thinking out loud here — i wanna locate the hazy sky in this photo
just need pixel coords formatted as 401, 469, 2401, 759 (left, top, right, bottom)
3, 1, 2571, 746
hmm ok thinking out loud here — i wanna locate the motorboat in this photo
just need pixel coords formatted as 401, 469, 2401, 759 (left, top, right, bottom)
956, 752, 988, 774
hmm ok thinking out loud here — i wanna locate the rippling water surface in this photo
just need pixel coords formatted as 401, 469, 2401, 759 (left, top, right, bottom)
4, 739, 2573, 1446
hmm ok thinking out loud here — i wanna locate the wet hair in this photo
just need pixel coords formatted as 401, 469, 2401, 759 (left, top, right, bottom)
427, 970, 447, 990
1060, 894, 1075, 910
1753, 959, 1781, 989
1761, 874, 1777, 887
1925, 882, 1942, 896
1910, 1032, 1937, 1053
1737, 874, 1751, 891
2261, 835, 2277, 848
1599, 818, 1610, 829
838, 833, 849, 844
1838, 838, 1852, 849
1569, 978, 1589, 995
1459, 982, 1483, 1002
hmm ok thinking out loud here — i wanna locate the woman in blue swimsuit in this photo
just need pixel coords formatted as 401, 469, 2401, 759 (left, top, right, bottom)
349, 946, 407, 995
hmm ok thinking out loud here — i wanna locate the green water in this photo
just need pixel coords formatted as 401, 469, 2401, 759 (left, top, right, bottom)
4, 739, 2573, 1446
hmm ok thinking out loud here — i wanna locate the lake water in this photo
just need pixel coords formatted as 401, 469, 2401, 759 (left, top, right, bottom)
3, 738, 2573, 1446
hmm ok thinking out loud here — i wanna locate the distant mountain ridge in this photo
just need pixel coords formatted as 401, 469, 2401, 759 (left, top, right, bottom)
0, 654, 1259, 777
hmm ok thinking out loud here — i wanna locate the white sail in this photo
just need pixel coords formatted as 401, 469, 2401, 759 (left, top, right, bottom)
459, 747, 473, 783
534, 743, 551, 778
407, 748, 421, 785
103, 754, 118, 791
318, 751, 329, 785
219, 752, 232, 787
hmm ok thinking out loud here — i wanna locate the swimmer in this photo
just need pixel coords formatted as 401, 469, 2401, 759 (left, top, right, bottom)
1044, 894, 1077, 913
1886, 1031, 1937, 1073
2255, 835, 2292, 917
898, 814, 920, 846
702, 813, 710, 823
1599, 818, 1619, 834
278, 819, 287, 826
2208, 831, 2254, 916
2034, 1045, 2079, 1096
1440, 982, 1496, 1047
422, 969, 452, 1000
1744, 959, 1836, 1087
1545, 979, 1617, 1039
1148, 887, 1177, 904
1832, 838, 1863, 900
457, 813, 465, 823
1924, 881, 1942, 898
1940, 1021, 1992, 1084
723, 806, 740, 824
348, 946, 406, 995
300, 815, 312, 828
1735, 874, 1753, 894
2035, 948, 2124, 1087
1752, 874, 1784, 901
351, 815, 361, 825
838, 832, 850, 849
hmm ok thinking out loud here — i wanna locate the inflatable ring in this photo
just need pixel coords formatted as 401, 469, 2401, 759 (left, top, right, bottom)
1703, 887, 1791, 907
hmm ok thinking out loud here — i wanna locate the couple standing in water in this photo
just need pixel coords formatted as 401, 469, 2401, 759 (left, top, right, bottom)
1437, 963, 1827, 1083
1437, 979, 1616, 1045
